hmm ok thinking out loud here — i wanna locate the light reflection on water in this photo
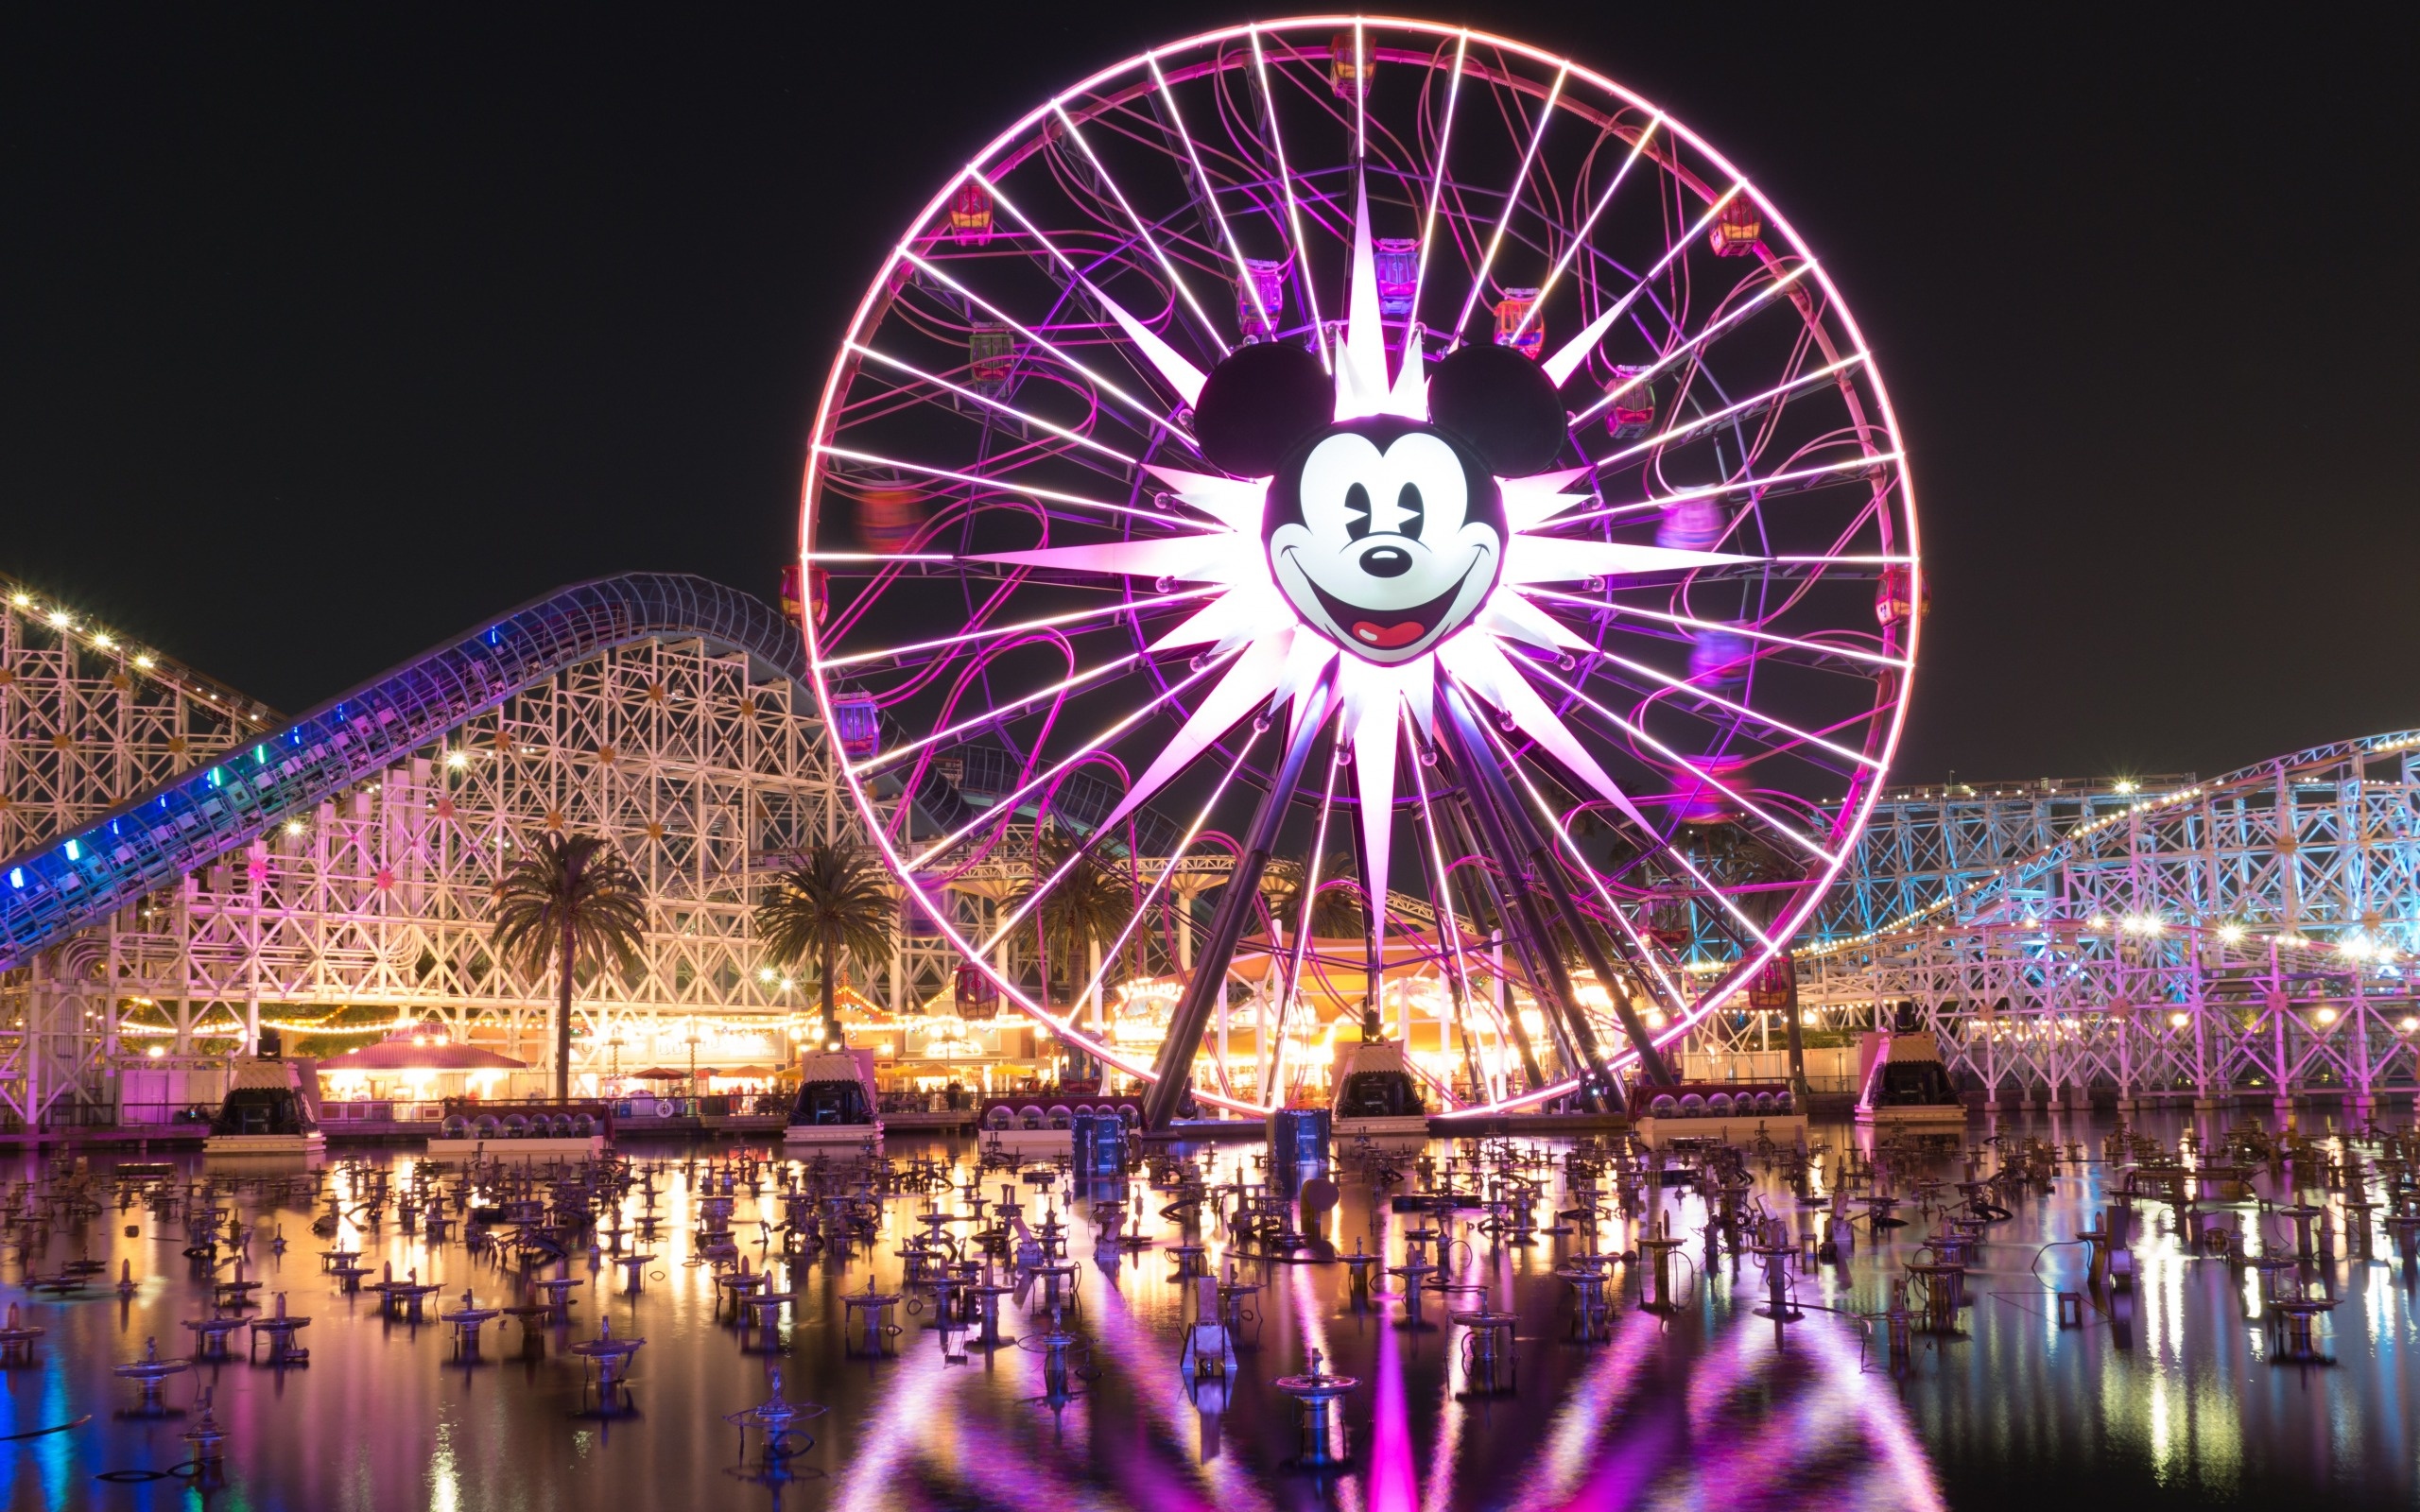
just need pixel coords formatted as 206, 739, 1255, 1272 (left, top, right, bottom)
0, 1111, 2408, 1509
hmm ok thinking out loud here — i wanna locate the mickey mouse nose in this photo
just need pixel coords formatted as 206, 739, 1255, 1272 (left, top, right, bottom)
1358, 545, 1412, 578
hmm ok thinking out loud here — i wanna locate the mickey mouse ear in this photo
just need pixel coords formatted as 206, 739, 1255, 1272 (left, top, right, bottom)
1427, 344, 1568, 476
1190, 341, 1331, 477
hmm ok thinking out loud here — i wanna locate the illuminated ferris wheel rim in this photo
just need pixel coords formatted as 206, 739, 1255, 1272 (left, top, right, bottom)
798, 17, 1924, 1116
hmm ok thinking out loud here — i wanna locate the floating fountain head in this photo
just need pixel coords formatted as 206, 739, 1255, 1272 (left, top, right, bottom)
724, 1366, 827, 1473
0, 1303, 43, 1366
1271, 1349, 1358, 1469
182, 1385, 227, 1473
250, 1291, 312, 1366
112, 1336, 191, 1416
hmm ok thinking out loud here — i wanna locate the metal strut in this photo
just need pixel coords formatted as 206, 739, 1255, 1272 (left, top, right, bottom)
1439, 681, 1678, 1096
1140, 672, 1338, 1131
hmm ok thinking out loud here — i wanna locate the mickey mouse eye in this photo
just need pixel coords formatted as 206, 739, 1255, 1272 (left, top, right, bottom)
1344, 483, 1374, 541
1395, 483, 1425, 541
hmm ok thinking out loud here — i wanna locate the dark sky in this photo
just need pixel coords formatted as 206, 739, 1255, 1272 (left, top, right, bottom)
3, 4, 2411, 785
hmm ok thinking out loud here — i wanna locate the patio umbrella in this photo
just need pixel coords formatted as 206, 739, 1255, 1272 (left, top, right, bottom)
631, 1068, 687, 1080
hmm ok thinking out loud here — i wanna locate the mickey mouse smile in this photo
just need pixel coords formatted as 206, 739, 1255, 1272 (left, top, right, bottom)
1288, 548, 1486, 651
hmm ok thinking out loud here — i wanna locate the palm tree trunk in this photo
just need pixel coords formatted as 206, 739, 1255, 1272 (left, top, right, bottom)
820, 940, 837, 1047
557, 916, 576, 1103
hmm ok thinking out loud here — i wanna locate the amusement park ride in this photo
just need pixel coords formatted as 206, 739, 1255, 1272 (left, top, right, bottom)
0, 21, 2410, 1139
800, 19, 1919, 1129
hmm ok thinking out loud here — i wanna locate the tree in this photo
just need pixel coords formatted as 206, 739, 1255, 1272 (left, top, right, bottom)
1017, 826, 1131, 1008
490, 833, 648, 1102
755, 839, 896, 1049
1268, 851, 1366, 939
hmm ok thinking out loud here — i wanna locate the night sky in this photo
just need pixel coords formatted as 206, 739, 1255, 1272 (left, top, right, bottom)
2, 5, 2411, 786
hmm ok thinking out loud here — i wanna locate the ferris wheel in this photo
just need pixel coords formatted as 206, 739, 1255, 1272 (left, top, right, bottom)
799, 19, 1922, 1124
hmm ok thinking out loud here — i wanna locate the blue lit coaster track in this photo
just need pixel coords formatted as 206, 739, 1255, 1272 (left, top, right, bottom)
0, 573, 992, 972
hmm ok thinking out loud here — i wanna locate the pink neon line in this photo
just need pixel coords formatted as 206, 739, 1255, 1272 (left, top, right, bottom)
846, 343, 1137, 464
803, 551, 960, 562
1461, 681, 1790, 953
821, 586, 1217, 670
1047, 722, 1266, 1023
1583, 642, 1886, 773
1594, 352, 1866, 471
1408, 30, 1469, 325
1248, 26, 1331, 370
1449, 61, 1569, 351
1046, 103, 1229, 356
909, 643, 1246, 874
1550, 453, 1902, 530
1407, 723, 1502, 1106
813, 443, 1176, 527
1526, 586, 1910, 670
1458, 674, 1726, 998
1505, 114, 1664, 346
1267, 723, 1347, 1105
896, 251, 1191, 439
1522, 657, 1840, 865
850, 651, 1142, 778
1567, 258, 1810, 423
1150, 54, 1268, 340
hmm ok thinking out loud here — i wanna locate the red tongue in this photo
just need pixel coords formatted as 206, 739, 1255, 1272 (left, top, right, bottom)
1352, 620, 1426, 649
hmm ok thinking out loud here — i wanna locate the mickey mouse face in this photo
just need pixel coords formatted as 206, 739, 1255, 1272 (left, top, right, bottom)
1189, 337, 1568, 666
1264, 418, 1504, 664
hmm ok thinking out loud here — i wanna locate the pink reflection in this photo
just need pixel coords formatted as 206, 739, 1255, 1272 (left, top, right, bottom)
1369, 1301, 1418, 1512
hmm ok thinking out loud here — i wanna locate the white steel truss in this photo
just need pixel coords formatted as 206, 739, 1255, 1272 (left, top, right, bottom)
1778, 731, 2420, 1106
0, 586, 969, 1125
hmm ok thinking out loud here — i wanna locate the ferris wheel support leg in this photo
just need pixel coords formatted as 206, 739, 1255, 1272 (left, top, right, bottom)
1139, 675, 1339, 1132
1440, 685, 1678, 1097
1443, 805, 1551, 1093
1433, 706, 1608, 1110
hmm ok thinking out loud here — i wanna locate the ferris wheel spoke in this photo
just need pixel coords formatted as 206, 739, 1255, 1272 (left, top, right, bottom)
1564, 259, 1814, 425
1491, 745, 1693, 1012
1265, 729, 1349, 1105
1040, 718, 1270, 1022
1245, 26, 1332, 369
1568, 644, 1886, 774
901, 642, 1250, 872
1527, 587, 1909, 672
1147, 55, 1269, 345
1518, 659, 1841, 865
897, 250, 1201, 448
813, 444, 1182, 531
1447, 60, 1568, 350
1589, 352, 1869, 473
818, 586, 1219, 672
1553, 453, 1903, 532
1048, 104, 1232, 360
1484, 713, 1784, 961
1406, 725, 1521, 1102
1539, 182, 1746, 387
844, 344, 1141, 469
1404, 29, 1471, 333
851, 651, 1144, 780
1505, 114, 1661, 354
970, 170, 1216, 409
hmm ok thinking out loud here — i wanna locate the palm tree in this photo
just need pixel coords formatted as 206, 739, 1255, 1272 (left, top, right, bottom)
1016, 827, 1132, 1054
1268, 851, 1366, 939
755, 838, 896, 1049
490, 833, 648, 1101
